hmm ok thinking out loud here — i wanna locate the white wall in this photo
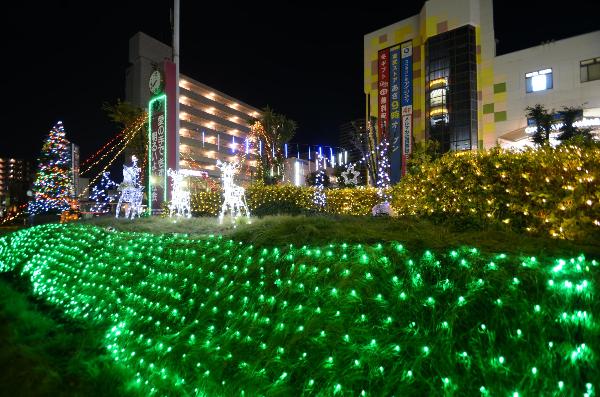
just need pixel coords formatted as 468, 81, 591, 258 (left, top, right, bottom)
494, 31, 600, 138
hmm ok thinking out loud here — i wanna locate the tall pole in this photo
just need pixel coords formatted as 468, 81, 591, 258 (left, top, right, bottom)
173, 0, 181, 171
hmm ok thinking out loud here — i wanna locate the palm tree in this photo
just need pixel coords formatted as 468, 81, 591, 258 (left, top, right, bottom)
249, 106, 297, 184
102, 99, 147, 175
525, 104, 553, 145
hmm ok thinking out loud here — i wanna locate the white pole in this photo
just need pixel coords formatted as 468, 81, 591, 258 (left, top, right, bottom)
173, 0, 181, 171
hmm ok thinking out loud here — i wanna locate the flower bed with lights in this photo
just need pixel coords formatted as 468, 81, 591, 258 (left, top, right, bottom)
391, 145, 600, 239
0, 224, 598, 396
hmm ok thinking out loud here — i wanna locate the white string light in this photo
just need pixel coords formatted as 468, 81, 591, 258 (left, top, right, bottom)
216, 160, 251, 224
90, 172, 117, 214
115, 156, 143, 219
167, 169, 191, 218
313, 152, 326, 209
341, 163, 360, 186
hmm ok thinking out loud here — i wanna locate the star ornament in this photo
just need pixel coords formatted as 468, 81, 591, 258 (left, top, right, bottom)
341, 164, 360, 185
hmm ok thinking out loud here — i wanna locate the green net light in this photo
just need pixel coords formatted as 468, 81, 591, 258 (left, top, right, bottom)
0, 224, 597, 396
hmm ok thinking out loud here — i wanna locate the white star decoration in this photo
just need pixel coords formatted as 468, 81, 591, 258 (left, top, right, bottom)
341, 164, 360, 185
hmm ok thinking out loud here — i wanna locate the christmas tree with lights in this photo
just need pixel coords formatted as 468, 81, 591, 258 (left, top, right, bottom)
28, 121, 74, 215
90, 172, 117, 213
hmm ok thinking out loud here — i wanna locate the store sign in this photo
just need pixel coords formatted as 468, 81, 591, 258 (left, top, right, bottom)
149, 94, 167, 214
389, 45, 401, 183
400, 41, 413, 176
378, 48, 390, 142
71, 143, 79, 198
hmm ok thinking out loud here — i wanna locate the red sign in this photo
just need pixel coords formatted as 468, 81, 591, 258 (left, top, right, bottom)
378, 49, 390, 142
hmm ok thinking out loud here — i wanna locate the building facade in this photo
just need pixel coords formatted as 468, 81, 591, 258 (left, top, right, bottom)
493, 32, 600, 148
126, 32, 262, 181
126, 32, 263, 211
364, 0, 600, 180
0, 158, 34, 214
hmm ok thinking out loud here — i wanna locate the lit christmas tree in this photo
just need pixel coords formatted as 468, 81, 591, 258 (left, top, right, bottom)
28, 121, 74, 215
90, 172, 117, 214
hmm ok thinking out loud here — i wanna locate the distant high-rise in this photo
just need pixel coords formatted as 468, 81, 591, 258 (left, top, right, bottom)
339, 119, 368, 164
0, 158, 34, 212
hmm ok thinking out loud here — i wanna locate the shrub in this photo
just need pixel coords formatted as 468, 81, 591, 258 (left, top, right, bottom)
391, 145, 600, 240
191, 185, 382, 217
325, 187, 380, 215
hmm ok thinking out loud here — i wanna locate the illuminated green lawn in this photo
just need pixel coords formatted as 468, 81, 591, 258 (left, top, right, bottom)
0, 224, 598, 396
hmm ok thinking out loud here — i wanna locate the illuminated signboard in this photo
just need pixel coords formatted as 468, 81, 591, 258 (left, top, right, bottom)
148, 94, 167, 214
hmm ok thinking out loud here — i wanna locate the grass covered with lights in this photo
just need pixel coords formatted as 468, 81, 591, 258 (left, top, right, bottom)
0, 275, 134, 396
1, 224, 598, 396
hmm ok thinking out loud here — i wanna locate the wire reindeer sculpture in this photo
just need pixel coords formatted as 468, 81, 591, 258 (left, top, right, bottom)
167, 168, 191, 218
216, 160, 250, 224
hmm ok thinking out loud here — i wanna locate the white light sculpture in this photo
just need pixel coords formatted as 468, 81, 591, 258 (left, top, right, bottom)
90, 172, 117, 213
216, 160, 250, 224
115, 155, 143, 219
341, 163, 360, 186
372, 201, 394, 217
313, 152, 326, 209
167, 169, 191, 218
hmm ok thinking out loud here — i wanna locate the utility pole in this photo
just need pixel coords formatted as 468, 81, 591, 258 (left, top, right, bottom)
173, 0, 181, 171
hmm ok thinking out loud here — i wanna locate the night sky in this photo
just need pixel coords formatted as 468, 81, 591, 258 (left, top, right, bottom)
2, 1, 599, 162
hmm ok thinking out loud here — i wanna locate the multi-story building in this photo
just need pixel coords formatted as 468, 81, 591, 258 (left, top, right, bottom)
126, 32, 351, 211
493, 32, 600, 148
126, 32, 261, 180
364, 0, 600, 182
339, 119, 369, 164
0, 158, 34, 213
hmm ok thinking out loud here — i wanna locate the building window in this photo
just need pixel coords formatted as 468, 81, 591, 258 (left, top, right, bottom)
581, 57, 600, 83
425, 25, 478, 152
526, 68, 553, 93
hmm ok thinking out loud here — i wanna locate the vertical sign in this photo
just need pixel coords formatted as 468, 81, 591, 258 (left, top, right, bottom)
163, 61, 179, 176
148, 94, 167, 214
377, 49, 390, 143
389, 46, 401, 184
71, 143, 80, 198
400, 41, 413, 176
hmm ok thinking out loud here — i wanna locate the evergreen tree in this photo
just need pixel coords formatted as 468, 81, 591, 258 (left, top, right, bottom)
28, 121, 73, 215
556, 106, 593, 142
525, 104, 553, 145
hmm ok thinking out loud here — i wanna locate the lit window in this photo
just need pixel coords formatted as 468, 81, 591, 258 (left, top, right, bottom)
526, 68, 553, 93
429, 108, 448, 125
581, 57, 600, 83
430, 88, 446, 107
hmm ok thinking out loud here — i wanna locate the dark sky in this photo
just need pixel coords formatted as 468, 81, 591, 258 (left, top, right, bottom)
2, 1, 599, 161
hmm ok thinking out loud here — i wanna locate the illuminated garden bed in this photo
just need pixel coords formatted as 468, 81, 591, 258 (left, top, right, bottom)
0, 224, 598, 396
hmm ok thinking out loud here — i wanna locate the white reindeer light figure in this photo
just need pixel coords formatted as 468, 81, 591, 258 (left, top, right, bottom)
167, 169, 191, 218
216, 160, 250, 224
115, 155, 143, 219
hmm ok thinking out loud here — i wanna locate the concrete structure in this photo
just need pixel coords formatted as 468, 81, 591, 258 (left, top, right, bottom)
0, 158, 34, 213
494, 32, 600, 148
126, 32, 261, 183
339, 119, 369, 164
364, 0, 600, 160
